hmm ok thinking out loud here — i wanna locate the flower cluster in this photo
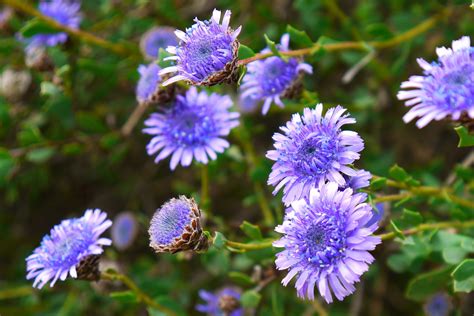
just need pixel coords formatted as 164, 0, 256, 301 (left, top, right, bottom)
26, 209, 112, 288
274, 182, 381, 303
398, 36, 474, 128
240, 34, 313, 114
143, 86, 239, 170
268, 104, 379, 302
159, 9, 241, 86
22, 0, 81, 51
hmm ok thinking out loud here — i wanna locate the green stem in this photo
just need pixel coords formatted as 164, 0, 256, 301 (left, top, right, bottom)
100, 271, 176, 316
2, 0, 138, 57
379, 220, 474, 241
201, 164, 210, 214
223, 220, 474, 250
372, 192, 412, 203
238, 9, 449, 66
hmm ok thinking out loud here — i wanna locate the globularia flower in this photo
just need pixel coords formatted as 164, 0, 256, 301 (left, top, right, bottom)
23, 0, 81, 51
159, 9, 242, 86
398, 36, 474, 128
424, 293, 452, 316
111, 212, 138, 250
26, 209, 112, 289
345, 169, 371, 191
196, 287, 243, 316
140, 26, 178, 61
143, 87, 239, 169
240, 34, 313, 114
273, 182, 381, 303
149, 196, 208, 253
267, 104, 364, 205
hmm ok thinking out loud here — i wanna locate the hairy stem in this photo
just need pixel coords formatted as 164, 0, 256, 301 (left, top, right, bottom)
101, 271, 176, 316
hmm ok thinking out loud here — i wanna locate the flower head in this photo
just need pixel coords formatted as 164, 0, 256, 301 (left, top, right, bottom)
398, 36, 474, 128
148, 196, 208, 253
424, 293, 452, 316
111, 212, 138, 250
159, 9, 241, 86
273, 182, 381, 303
267, 104, 364, 205
136, 63, 162, 104
345, 169, 371, 191
196, 287, 243, 316
240, 34, 313, 114
23, 0, 81, 51
143, 87, 239, 169
140, 26, 178, 61
26, 209, 112, 289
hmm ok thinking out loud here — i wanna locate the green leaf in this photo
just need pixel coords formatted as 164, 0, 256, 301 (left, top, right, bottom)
238, 44, 255, 60
241, 290, 261, 308
406, 266, 452, 301
452, 259, 474, 292
370, 177, 386, 190
286, 25, 313, 48
213, 232, 227, 249
77, 112, 107, 134
228, 271, 255, 286
157, 48, 173, 68
20, 18, 59, 38
264, 34, 281, 57
0, 148, 16, 186
389, 164, 409, 182
109, 290, 138, 303
240, 221, 263, 240
442, 247, 467, 265
396, 209, 423, 229
390, 220, 405, 240
26, 147, 56, 164
455, 126, 474, 147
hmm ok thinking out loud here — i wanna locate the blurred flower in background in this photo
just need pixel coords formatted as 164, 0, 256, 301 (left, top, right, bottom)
160, 9, 241, 86
143, 87, 239, 169
0, 68, 32, 101
136, 63, 162, 104
0, 7, 13, 30
20, 0, 82, 51
140, 26, 178, 61
273, 183, 381, 303
424, 293, 452, 316
398, 36, 474, 128
26, 209, 112, 288
240, 34, 313, 114
111, 212, 138, 251
196, 287, 243, 316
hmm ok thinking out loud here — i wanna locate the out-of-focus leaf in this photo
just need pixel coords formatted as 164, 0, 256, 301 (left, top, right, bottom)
286, 25, 313, 48
264, 34, 281, 57
238, 45, 256, 60
20, 18, 59, 38
405, 266, 452, 301
26, 147, 55, 164
240, 221, 263, 240
390, 220, 405, 240
455, 126, 474, 147
213, 232, 226, 249
77, 112, 107, 134
370, 177, 386, 190
0, 148, 15, 186
451, 259, 474, 292
241, 290, 261, 308
389, 164, 409, 182
228, 271, 255, 286
109, 290, 138, 303
395, 209, 423, 229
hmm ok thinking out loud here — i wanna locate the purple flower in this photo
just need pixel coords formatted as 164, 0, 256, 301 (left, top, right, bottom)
136, 63, 162, 104
345, 169, 371, 191
26, 209, 112, 289
273, 182, 381, 303
143, 87, 239, 170
159, 9, 241, 86
23, 0, 81, 51
238, 93, 259, 114
140, 26, 178, 61
148, 196, 208, 253
111, 212, 138, 250
365, 203, 384, 228
240, 34, 313, 114
398, 36, 474, 128
424, 293, 452, 316
267, 104, 364, 205
196, 287, 243, 316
